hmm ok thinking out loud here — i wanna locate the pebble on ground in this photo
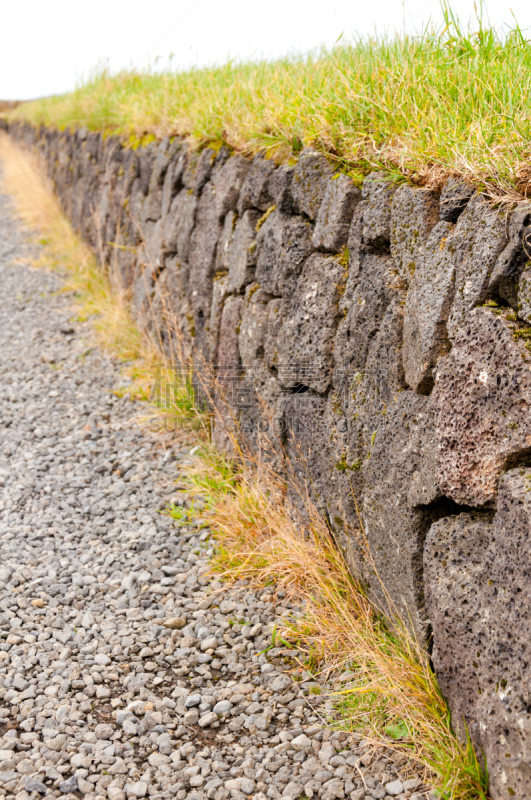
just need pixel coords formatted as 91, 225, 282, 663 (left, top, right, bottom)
0, 184, 431, 800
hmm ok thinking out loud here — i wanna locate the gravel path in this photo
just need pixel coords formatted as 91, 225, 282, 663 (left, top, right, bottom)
0, 183, 428, 800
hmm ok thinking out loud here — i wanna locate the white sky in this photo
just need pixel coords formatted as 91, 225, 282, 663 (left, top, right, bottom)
1, 0, 530, 101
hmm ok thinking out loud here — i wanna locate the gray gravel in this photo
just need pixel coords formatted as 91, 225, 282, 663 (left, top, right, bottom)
0, 184, 431, 800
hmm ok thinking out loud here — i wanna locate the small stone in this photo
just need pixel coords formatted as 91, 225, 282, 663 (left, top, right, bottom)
122, 718, 138, 735
25, 777, 47, 794
270, 675, 292, 692
185, 694, 202, 708
291, 734, 311, 751
183, 709, 199, 725
108, 787, 126, 800
162, 616, 186, 629
94, 723, 114, 739
94, 653, 111, 666
31, 598, 44, 608
198, 711, 218, 727
59, 776, 78, 793
77, 777, 94, 795
213, 700, 232, 714
125, 781, 148, 798
385, 779, 404, 796
200, 636, 218, 651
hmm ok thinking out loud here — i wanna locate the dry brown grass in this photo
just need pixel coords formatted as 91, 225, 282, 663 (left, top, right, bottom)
178, 446, 488, 800
0, 133, 146, 362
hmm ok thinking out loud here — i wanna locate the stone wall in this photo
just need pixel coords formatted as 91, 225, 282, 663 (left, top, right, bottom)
7, 121, 531, 799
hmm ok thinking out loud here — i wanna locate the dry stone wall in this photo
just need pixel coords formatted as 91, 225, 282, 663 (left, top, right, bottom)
7, 121, 531, 799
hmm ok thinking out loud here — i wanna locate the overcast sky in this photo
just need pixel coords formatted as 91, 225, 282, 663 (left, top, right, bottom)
1, 0, 530, 101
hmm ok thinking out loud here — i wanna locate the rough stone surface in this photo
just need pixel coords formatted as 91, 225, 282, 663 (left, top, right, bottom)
255, 210, 313, 297
277, 253, 346, 394
361, 391, 440, 642
425, 469, 531, 800
390, 184, 440, 285
188, 183, 224, 348
290, 148, 334, 220
267, 164, 295, 214
312, 174, 360, 253
333, 253, 399, 389
227, 209, 261, 293
517, 263, 531, 323
424, 511, 493, 746
237, 157, 276, 214
402, 221, 456, 392
360, 172, 397, 249
446, 195, 508, 339
489, 204, 531, 308
431, 307, 531, 507
213, 155, 251, 220
438, 177, 476, 223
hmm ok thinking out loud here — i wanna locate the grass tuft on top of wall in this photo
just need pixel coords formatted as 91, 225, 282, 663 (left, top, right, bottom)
10, 5, 531, 200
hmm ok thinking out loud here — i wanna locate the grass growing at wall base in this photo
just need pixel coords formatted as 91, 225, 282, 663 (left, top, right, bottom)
9, 5, 531, 201
174, 445, 489, 800
0, 134, 489, 800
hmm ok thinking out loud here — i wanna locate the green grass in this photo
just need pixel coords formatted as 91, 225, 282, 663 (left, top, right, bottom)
10, 5, 531, 200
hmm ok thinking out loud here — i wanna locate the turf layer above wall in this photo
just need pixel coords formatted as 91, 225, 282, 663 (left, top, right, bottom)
7, 121, 531, 800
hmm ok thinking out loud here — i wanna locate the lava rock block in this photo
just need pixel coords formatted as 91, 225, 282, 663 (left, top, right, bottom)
333, 253, 399, 390
255, 210, 313, 297
208, 275, 230, 363
446, 195, 508, 339
390, 184, 440, 286
143, 139, 175, 223
360, 172, 398, 249
475, 468, 531, 800
268, 164, 295, 214
424, 511, 493, 746
182, 147, 215, 195
361, 390, 441, 642
277, 253, 347, 394
290, 148, 334, 220
431, 307, 531, 506
517, 264, 531, 323
425, 469, 531, 800
237, 156, 276, 214
263, 297, 284, 370
187, 182, 224, 348
212, 295, 245, 453
283, 391, 366, 573
215, 210, 236, 273
161, 144, 186, 220
162, 189, 198, 264
155, 256, 194, 360
402, 221, 456, 393
237, 285, 285, 461
238, 284, 272, 371
227, 209, 261, 292
217, 295, 244, 371
489, 203, 531, 309
340, 297, 407, 455
312, 173, 360, 253
213, 155, 251, 220
438, 176, 475, 223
